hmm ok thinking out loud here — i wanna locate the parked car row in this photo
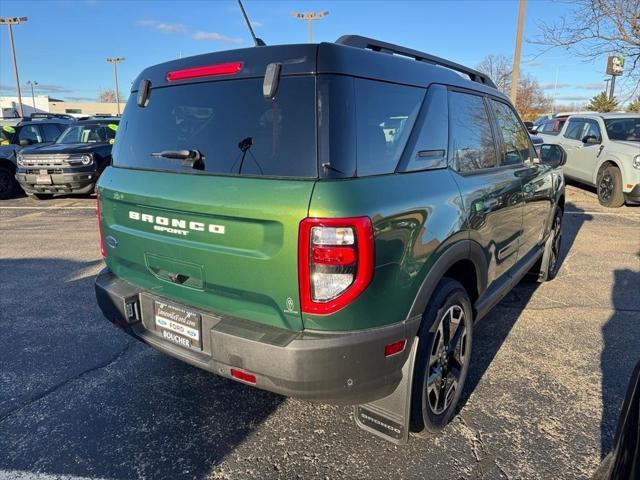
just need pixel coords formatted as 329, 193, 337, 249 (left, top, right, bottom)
0, 113, 119, 199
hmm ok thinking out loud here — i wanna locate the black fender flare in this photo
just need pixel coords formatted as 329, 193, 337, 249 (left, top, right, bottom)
407, 240, 488, 320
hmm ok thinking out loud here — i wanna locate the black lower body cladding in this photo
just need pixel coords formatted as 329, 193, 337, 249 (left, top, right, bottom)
95, 269, 421, 405
624, 184, 640, 204
16, 165, 98, 195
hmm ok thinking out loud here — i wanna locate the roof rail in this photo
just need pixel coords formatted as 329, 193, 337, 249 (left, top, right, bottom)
335, 35, 497, 89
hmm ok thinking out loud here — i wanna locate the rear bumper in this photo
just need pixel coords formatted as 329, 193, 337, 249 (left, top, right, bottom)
16, 165, 97, 194
95, 269, 421, 405
624, 183, 640, 204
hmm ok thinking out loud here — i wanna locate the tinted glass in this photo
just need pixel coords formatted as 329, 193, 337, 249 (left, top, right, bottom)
605, 117, 640, 141
449, 91, 497, 172
401, 84, 448, 172
564, 119, 586, 140
354, 79, 424, 176
41, 123, 62, 142
583, 119, 601, 140
491, 100, 532, 165
18, 125, 41, 143
113, 77, 317, 178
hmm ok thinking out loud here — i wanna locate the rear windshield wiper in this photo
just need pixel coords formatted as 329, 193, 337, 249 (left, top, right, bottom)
151, 149, 205, 170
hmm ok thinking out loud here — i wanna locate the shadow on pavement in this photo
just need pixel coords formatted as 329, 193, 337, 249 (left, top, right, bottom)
0, 257, 283, 480
600, 258, 640, 459
460, 201, 592, 408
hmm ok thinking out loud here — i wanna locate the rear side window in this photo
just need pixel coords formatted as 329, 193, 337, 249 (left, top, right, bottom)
490, 100, 533, 165
113, 77, 317, 178
354, 79, 424, 176
449, 91, 497, 172
564, 119, 586, 140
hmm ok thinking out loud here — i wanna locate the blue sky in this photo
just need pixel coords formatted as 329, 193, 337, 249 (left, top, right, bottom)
0, 0, 616, 105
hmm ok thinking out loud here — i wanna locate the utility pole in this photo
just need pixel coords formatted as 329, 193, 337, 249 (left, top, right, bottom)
26, 80, 38, 110
609, 75, 616, 100
292, 11, 329, 43
106, 57, 125, 115
0, 16, 28, 118
510, 0, 527, 105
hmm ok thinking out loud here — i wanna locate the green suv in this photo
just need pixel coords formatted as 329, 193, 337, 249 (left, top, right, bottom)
95, 35, 566, 442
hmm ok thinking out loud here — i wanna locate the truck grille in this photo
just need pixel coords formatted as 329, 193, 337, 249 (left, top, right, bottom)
20, 154, 69, 167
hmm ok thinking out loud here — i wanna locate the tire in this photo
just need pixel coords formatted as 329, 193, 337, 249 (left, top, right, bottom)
597, 165, 624, 208
410, 278, 473, 435
535, 208, 563, 282
0, 166, 17, 200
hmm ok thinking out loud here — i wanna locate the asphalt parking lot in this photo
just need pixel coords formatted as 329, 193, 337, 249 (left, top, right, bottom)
0, 183, 639, 480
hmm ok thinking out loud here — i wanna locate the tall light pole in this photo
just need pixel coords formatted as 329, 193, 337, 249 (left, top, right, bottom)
292, 11, 329, 43
510, 0, 527, 106
0, 16, 28, 118
26, 80, 38, 111
106, 57, 125, 115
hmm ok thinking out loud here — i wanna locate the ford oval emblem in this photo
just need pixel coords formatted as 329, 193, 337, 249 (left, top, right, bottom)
105, 235, 118, 248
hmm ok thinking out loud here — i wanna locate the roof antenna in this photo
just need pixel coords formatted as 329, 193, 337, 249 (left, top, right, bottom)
238, 0, 266, 46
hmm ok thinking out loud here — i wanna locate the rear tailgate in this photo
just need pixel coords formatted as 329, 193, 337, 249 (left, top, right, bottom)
99, 167, 313, 331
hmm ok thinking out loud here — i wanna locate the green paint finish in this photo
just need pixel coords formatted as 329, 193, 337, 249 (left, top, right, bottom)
98, 167, 315, 331
304, 170, 465, 331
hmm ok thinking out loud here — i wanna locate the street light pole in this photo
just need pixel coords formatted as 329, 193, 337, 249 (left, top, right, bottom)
510, 0, 527, 105
0, 16, 28, 118
106, 57, 125, 115
291, 11, 329, 43
26, 80, 38, 110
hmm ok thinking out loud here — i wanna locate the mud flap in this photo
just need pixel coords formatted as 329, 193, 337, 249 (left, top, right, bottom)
354, 337, 419, 445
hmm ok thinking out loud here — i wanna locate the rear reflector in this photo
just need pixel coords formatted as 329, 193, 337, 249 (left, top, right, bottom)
384, 339, 407, 357
166, 62, 243, 81
230, 368, 256, 384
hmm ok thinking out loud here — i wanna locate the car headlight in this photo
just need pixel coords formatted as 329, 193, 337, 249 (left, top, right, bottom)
16, 152, 24, 166
67, 154, 93, 166
633, 155, 640, 170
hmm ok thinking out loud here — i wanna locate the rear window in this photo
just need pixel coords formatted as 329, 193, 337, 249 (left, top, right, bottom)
113, 77, 317, 178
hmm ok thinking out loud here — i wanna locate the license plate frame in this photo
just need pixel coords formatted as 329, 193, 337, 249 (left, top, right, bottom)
153, 300, 202, 351
35, 174, 52, 185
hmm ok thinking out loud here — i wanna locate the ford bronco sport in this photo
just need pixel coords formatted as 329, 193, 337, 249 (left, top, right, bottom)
95, 35, 566, 443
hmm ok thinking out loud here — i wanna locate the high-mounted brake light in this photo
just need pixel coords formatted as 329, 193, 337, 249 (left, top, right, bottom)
166, 62, 243, 81
96, 191, 105, 257
299, 217, 374, 315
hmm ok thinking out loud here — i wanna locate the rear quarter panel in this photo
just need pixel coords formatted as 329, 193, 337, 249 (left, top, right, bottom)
306, 169, 465, 331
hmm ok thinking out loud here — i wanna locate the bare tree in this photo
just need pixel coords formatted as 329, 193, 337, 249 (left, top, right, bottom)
476, 56, 552, 119
475, 54, 512, 94
98, 89, 121, 103
532, 0, 640, 93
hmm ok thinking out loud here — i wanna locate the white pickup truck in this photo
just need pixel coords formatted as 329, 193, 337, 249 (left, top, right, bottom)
538, 113, 640, 207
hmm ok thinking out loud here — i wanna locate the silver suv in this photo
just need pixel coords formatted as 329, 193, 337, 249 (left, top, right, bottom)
538, 113, 640, 207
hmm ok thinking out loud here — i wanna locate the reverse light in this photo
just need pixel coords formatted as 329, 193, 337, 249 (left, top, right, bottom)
96, 191, 105, 257
230, 368, 257, 384
166, 62, 243, 81
299, 217, 374, 315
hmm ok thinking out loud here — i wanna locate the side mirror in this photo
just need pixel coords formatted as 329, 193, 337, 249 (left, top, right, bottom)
524, 121, 535, 134
19, 139, 32, 146
539, 143, 566, 168
582, 135, 601, 145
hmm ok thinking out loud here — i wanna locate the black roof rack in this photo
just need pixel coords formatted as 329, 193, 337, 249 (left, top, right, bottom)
28, 113, 75, 120
335, 35, 497, 89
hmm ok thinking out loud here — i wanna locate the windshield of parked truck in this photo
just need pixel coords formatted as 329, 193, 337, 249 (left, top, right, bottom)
56, 123, 118, 144
604, 118, 640, 142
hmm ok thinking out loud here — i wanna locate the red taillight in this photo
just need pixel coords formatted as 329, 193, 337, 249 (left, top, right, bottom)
384, 339, 407, 357
96, 191, 105, 257
230, 368, 256, 384
166, 62, 243, 81
299, 217, 374, 315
